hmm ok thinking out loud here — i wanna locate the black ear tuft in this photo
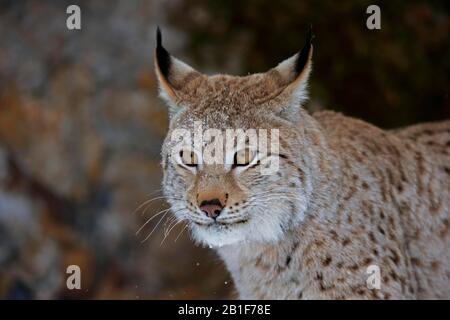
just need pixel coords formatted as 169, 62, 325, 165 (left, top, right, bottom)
156, 26, 162, 47
294, 25, 314, 75
156, 27, 171, 79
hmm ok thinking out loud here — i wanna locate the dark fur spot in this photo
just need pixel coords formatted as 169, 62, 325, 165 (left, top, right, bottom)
388, 248, 400, 265
390, 271, 399, 281
297, 167, 305, 180
439, 219, 450, 238
322, 255, 332, 267
355, 288, 365, 295
371, 290, 379, 299
350, 264, 359, 271
285, 255, 292, 267
411, 257, 421, 266
388, 230, 397, 241
313, 239, 325, 248
431, 261, 440, 271
342, 238, 351, 246
347, 215, 353, 224
363, 257, 373, 266
330, 230, 338, 241
343, 186, 357, 201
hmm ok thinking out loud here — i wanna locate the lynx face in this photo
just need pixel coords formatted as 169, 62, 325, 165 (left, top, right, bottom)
156, 28, 314, 247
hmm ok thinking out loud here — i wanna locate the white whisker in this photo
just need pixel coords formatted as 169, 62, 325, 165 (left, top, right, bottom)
174, 223, 189, 242
141, 210, 170, 243
160, 218, 185, 246
132, 195, 184, 216
135, 208, 170, 235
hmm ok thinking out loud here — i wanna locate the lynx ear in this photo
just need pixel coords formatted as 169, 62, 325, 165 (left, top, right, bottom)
271, 27, 313, 120
154, 27, 201, 112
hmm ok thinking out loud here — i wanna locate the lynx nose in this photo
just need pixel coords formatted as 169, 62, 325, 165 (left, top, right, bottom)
199, 199, 224, 219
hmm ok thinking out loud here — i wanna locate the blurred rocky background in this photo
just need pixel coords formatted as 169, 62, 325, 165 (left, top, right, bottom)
0, 0, 448, 299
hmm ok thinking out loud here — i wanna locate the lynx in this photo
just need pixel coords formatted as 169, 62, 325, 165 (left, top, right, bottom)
154, 27, 450, 299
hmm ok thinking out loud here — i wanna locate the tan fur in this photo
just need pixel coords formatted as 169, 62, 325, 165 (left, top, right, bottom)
155, 35, 450, 299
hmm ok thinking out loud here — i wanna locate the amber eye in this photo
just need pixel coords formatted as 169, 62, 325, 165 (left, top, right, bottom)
179, 149, 198, 167
233, 148, 255, 168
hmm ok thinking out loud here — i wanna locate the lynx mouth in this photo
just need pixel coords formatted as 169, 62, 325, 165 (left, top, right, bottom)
192, 219, 249, 227
217, 219, 249, 225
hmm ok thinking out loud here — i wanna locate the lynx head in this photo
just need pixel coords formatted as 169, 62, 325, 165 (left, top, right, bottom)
155, 27, 315, 247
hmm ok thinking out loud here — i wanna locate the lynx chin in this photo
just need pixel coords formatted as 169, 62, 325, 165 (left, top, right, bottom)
154, 27, 450, 299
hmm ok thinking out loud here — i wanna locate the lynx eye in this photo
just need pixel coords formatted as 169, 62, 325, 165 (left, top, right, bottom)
233, 148, 255, 168
179, 149, 198, 168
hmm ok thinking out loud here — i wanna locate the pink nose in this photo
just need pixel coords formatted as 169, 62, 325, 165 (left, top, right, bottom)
199, 199, 223, 219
